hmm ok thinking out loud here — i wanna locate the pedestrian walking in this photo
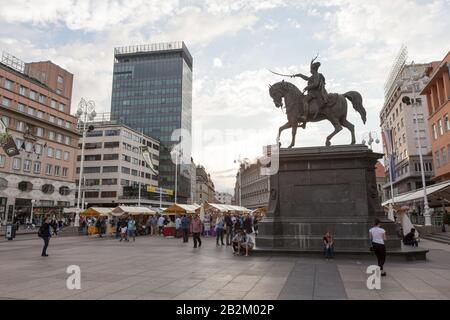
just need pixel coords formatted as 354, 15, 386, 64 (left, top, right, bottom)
215, 214, 225, 246
369, 219, 387, 276
38, 217, 51, 257
151, 215, 158, 235
145, 217, 152, 235
181, 214, 190, 243
158, 215, 165, 236
191, 214, 202, 248
224, 212, 233, 246
175, 215, 182, 238
323, 231, 334, 259
120, 220, 128, 242
128, 217, 136, 242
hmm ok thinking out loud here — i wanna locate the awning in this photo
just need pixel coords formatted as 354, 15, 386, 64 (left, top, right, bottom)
111, 206, 156, 216
382, 180, 450, 207
81, 207, 114, 217
198, 202, 251, 213
164, 203, 201, 214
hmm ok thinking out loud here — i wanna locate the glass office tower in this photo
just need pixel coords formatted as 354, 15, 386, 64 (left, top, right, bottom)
111, 42, 192, 203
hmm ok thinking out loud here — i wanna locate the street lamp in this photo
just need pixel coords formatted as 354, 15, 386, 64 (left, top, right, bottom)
170, 146, 183, 204
74, 98, 96, 227
361, 131, 380, 150
397, 62, 432, 226
30, 199, 36, 226
234, 156, 250, 207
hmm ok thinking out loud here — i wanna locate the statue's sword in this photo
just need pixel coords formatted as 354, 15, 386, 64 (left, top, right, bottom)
268, 69, 293, 77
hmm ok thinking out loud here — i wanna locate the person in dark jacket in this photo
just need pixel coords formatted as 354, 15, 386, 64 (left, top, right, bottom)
224, 212, 233, 246
403, 228, 419, 247
243, 214, 253, 235
181, 215, 190, 243
39, 217, 51, 257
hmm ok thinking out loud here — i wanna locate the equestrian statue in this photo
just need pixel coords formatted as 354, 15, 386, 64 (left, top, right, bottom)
269, 56, 367, 148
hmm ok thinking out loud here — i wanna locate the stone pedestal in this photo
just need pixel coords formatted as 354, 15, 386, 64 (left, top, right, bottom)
257, 145, 401, 252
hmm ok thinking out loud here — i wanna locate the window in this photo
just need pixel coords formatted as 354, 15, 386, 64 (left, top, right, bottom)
105, 129, 120, 136
45, 164, 52, 175
121, 166, 130, 174
65, 122, 72, 129
87, 130, 103, 137
19, 86, 26, 95
85, 154, 101, 161
25, 142, 33, 152
435, 151, 441, 168
12, 158, 21, 170
85, 179, 100, 186
103, 166, 118, 173
33, 161, 41, 174
102, 179, 117, 185
18, 103, 25, 112
104, 141, 119, 148
29, 90, 36, 100
48, 131, 55, 140
57, 118, 63, 126
63, 151, 69, 161
0, 155, 5, 167
438, 119, 444, 136
121, 179, 129, 186
59, 103, 65, 112
39, 95, 46, 104
35, 127, 43, 137
445, 114, 450, 132
103, 154, 118, 160
16, 121, 25, 131
57, 75, 64, 84
1, 97, 12, 108
49, 115, 55, 123
34, 144, 42, 155
4, 79, 12, 90
432, 124, 437, 140
47, 147, 54, 158
57, 89, 62, 95
442, 147, 447, 165
84, 142, 102, 149
36, 111, 43, 119
64, 136, 70, 145
1, 116, 9, 127
28, 107, 35, 116
131, 169, 138, 176
101, 191, 117, 198
82, 167, 101, 174
56, 134, 62, 143
54, 166, 61, 176
23, 160, 31, 172
51, 100, 57, 109
15, 138, 24, 149
62, 167, 68, 177
122, 155, 131, 162
55, 149, 62, 160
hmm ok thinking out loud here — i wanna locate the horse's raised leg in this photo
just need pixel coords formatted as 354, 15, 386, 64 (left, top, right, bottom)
325, 120, 342, 146
287, 124, 298, 149
277, 122, 292, 147
341, 118, 355, 144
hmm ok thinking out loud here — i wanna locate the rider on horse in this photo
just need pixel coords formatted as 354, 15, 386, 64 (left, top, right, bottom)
291, 56, 328, 127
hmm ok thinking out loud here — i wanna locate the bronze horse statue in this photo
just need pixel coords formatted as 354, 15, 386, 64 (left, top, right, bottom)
269, 80, 367, 147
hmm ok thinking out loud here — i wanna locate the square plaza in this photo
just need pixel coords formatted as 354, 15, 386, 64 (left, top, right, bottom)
0, 235, 449, 300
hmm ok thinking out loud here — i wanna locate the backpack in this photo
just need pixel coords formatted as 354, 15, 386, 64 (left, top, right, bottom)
38, 225, 45, 238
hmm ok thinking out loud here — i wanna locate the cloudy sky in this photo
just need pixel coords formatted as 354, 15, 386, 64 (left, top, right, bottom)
0, 0, 449, 193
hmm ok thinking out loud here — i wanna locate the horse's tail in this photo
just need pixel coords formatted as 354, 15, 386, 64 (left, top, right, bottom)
344, 91, 366, 124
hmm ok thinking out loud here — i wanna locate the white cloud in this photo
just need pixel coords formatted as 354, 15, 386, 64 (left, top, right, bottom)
213, 58, 223, 68
264, 21, 279, 30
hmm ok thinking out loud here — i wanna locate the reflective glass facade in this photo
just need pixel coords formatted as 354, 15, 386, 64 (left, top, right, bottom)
111, 42, 192, 203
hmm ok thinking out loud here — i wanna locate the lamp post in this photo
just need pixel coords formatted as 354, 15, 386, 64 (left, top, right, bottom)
170, 146, 182, 204
30, 199, 36, 226
398, 62, 432, 226
74, 98, 96, 227
361, 131, 380, 150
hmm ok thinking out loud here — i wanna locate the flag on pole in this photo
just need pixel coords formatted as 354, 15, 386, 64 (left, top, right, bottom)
389, 154, 396, 182
381, 128, 394, 155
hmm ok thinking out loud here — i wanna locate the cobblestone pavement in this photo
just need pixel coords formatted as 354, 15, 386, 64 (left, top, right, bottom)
0, 234, 449, 300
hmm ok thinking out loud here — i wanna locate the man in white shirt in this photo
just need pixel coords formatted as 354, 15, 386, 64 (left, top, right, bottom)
369, 219, 387, 276
158, 215, 165, 236
175, 215, 182, 238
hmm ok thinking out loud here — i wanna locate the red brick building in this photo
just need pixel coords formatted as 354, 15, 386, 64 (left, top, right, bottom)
421, 51, 450, 182
0, 53, 79, 224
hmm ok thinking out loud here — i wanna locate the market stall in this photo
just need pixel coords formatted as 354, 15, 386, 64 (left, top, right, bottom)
111, 206, 156, 235
80, 207, 114, 235
163, 204, 201, 237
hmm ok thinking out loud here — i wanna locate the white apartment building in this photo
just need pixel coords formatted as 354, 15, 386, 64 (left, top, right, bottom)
380, 63, 435, 197
215, 192, 233, 205
76, 121, 163, 207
